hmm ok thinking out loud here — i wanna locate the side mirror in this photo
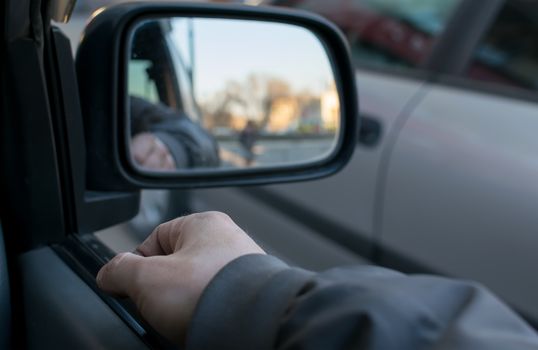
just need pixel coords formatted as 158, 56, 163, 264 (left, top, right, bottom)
76, 3, 358, 190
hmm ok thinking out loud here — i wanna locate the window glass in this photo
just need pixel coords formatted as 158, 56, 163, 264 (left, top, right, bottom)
275, 0, 462, 70
466, 0, 538, 92
128, 60, 159, 103
166, 21, 200, 122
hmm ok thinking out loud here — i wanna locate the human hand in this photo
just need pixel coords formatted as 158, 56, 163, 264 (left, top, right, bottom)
96, 212, 265, 345
131, 132, 175, 171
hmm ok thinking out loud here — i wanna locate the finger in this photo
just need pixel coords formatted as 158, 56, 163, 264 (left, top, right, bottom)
156, 146, 172, 170
144, 138, 174, 170
153, 138, 175, 170
144, 147, 165, 169
157, 145, 174, 170
131, 133, 156, 165
131, 141, 149, 165
136, 217, 186, 257
152, 136, 167, 154
165, 153, 175, 169
96, 252, 144, 297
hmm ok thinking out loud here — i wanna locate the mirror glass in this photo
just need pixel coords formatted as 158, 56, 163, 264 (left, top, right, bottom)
127, 17, 340, 173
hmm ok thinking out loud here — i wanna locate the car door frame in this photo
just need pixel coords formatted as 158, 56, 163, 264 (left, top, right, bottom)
373, 0, 538, 329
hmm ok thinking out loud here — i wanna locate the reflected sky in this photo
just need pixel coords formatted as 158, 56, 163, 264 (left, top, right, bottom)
170, 18, 336, 100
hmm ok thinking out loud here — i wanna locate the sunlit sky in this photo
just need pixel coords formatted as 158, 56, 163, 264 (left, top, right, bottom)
170, 18, 336, 100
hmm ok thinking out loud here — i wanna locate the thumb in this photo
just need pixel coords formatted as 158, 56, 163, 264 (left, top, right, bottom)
97, 252, 144, 298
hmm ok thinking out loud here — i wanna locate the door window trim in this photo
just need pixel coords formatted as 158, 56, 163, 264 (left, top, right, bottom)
423, 0, 504, 76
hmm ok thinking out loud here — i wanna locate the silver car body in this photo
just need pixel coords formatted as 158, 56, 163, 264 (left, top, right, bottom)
195, 0, 538, 324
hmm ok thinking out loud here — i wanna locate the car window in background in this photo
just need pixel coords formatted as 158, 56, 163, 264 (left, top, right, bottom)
273, 0, 462, 70
166, 20, 200, 122
466, 0, 538, 92
128, 60, 160, 103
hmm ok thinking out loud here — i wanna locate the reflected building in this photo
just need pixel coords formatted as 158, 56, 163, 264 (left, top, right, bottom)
299, 99, 323, 133
321, 82, 340, 132
266, 97, 300, 133
202, 82, 340, 135
265, 83, 340, 134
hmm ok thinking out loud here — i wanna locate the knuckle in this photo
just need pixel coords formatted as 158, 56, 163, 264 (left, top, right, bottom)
154, 222, 165, 233
111, 252, 139, 273
108, 252, 128, 270
153, 221, 170, 239
206, 211, 230, 221
184, 212, 205, 223
97, 253, 129, 288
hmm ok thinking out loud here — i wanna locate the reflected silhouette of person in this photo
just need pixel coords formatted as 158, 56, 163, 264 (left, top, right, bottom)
239, 120, 258, 166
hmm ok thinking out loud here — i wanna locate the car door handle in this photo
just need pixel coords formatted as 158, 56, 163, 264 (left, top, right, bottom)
358, 114, 382, 147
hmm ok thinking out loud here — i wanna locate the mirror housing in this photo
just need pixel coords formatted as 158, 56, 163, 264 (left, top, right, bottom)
76, 2, 358, 190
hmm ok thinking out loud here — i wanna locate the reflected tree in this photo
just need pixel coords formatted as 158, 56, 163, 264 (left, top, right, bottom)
200, 74, 292, 131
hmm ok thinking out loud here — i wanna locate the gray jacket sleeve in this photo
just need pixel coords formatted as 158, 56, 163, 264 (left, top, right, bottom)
186, 254, 538, 350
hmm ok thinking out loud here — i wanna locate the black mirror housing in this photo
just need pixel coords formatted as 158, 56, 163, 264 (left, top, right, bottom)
76, 2, 358, 190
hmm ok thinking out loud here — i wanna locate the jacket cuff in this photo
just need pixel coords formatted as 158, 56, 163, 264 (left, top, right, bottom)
186, 254, 313, 350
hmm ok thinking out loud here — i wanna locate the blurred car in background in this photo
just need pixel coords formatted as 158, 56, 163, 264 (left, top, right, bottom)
190, 0, 538, 324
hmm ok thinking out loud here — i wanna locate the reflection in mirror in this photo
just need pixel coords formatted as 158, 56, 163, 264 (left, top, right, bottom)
128, 17, 340, 173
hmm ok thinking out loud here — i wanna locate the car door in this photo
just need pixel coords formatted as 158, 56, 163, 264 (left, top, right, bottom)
379, 0, 538, 324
